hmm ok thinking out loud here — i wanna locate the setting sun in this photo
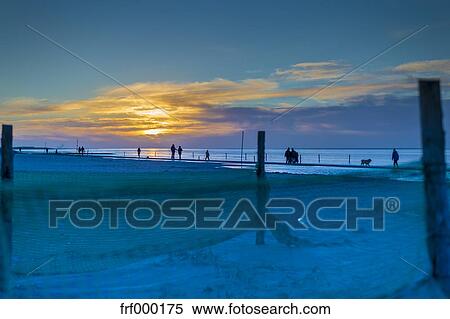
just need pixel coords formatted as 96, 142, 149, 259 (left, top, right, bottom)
143, 128, 164, 136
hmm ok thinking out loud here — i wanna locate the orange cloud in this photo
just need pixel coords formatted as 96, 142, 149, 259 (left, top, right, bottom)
275, 61, 349, 81
1, 61, 430, 144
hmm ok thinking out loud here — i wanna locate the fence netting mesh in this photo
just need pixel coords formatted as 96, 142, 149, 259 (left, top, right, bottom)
0, 158, 435, 297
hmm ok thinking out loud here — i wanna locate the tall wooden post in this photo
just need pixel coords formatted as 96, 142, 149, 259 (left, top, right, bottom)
256, 131, 267, 245
1, 124, 13, 292
1, 125, 13, 180
419, 79, 450, 296
256, 131, 265, 177
0, 187, 12, 293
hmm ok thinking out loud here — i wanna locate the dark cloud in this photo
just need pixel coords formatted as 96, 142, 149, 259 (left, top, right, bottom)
175, 95, 450, 148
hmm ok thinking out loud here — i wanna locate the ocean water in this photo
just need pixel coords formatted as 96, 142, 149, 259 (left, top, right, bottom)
18, 147, 432, 180
23, 147, 430, 166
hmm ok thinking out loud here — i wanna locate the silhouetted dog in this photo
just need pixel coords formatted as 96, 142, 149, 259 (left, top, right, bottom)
361, 159, 372, 166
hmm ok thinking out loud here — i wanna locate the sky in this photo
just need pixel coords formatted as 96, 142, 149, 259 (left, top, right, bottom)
1, 0, 450, 148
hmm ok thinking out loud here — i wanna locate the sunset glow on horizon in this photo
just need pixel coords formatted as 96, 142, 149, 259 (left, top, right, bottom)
1, 1, 449, 148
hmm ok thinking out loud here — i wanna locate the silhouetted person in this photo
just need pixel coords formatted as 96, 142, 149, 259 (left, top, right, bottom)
81, 146, 85, 156
45, 148, 48, 154
137, 147, 141, 158
78, 146, 81, 154
177, 145, 183, 159
284, 148, 291, 164
288, 148, 294, 164
170, 144, 176, 159
205, 150, 210, 161
392, 148, 399, 168
292, 148, 299, 164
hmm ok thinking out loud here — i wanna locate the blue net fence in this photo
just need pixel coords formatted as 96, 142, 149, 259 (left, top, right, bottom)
0, 154, 441, 297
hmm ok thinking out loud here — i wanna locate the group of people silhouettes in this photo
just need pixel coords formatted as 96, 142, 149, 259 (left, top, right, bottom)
135, 146, 210, 160
170, 144, 183, 159
77, 146, 85, 155
284, 147, 299, 164
133, 146, 401, 167
282, 147, 400, 167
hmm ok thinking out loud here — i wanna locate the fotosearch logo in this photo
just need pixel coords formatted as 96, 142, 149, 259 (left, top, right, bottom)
49, 197, 400, 231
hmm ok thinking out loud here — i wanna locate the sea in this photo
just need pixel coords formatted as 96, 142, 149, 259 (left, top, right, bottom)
22, 147, 431, 166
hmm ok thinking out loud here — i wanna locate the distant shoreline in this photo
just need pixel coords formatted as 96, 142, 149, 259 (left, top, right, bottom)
12, 146, 432, 150
10, 151, 424, 172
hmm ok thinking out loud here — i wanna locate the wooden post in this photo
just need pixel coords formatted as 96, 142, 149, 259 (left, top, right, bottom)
256, 131, 265, 176
1, 125, 13, 180
348, 154, 351, 165
0, 187, 12, 293
256, 131, 267, 245
318, 154, 321, 163
419, 79, 450, 296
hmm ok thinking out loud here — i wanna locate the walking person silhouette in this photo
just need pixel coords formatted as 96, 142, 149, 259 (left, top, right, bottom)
392, 148, 399, 168
177, 145, 183, 159
292, 148, 299, 164
284, 147, 291, 164
170, 144, 176, 160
